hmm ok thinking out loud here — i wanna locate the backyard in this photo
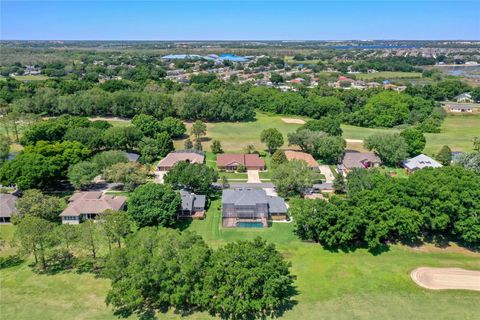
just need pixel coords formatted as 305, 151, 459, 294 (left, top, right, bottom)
1, 202, 479, 320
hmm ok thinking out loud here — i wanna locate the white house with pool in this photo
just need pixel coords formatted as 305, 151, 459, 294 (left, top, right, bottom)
221, 188, 287, 228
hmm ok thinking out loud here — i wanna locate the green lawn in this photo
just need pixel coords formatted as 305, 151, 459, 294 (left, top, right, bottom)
174, 112, 304, 152
424, 113, 480, 154
355, 71, 422, 80
2, 202, 480, 320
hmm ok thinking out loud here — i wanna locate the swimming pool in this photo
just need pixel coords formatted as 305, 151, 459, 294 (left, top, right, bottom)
236, 221, 264, 228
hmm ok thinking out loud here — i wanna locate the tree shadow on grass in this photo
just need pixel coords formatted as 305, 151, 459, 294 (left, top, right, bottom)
0, 255, 24, 269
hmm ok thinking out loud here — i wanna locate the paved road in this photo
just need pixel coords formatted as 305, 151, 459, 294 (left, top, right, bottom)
318, 165, 335, 183
247, 170, 261, 183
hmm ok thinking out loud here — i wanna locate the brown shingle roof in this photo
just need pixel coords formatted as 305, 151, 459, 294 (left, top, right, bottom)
216, 154, 265, 168
0, 194, 17, 218
342, 151, 381, 169
61, 192, 126, 216
157, 150, 205, 169
284, 150, 318, 168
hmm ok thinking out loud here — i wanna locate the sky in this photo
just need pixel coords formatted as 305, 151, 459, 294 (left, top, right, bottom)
1, 1, 479, 40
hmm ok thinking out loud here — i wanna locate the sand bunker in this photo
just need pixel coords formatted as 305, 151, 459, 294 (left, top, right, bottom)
281, 118, 305, 124
411, 267, 480, 291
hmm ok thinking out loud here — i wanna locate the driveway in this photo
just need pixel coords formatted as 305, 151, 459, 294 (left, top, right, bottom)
318, 165, 335, 183
247, 170, 261, 183
154, 171, 167, 184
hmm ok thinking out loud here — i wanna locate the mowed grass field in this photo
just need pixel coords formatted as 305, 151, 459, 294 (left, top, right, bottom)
1, 203, 480, 320
355, 71, 423, 80
424, 113, 480, 154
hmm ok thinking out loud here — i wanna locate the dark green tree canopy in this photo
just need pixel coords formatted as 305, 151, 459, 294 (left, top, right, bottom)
400, 128, 426, 156
127, 183, 181, 228
164, 161, 218, 195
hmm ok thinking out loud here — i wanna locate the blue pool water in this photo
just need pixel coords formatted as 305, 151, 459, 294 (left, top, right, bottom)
236, 221, 264, 228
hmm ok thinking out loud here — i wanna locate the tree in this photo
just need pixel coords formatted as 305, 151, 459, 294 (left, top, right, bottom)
244, 144, 256, 154
210, 139, 223, 154
191, 120, 207, 140
131, 114, 162, 138
155, 132, 174, 157
302, 116, 343, 136
271, 159, 314, 197
127, 183, 181, 227
193, 139, 203, 151
164, 162, 218, 195
270, 73, 284, 84
200, 237, 294, 319
0, 135, 11, 165
97, 210, 134, 251
220, 175, 230, 189
137, 131, 174, 163
103, 126, 143, 151
333, 173, 346, 194
15, 189, 66, 223
184, 138, 193, 149
364, 133, 408, 166
454, 152, 480, 174
436, 145, 452, 166
352, 91, 424, 127
400, 128, 426, 156
472, 136, 480, 151
55, 224, 78, 251
160, 116, 186, 138
78, 220, 101, 259
14, 216, 57, 271
313, 136, 346, 164
64, 127, 105, 151
68, 161, 99, 189
103, 162, 149, 192
0, 141, 91, 189
91, 150, 128, 171
105, 228, 211, 318
261, 128, 284, 154
271, 149, 287, 168
287, 129, 325, 153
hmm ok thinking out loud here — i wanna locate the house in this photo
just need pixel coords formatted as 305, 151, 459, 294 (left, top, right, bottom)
0, 194, 17, 223
402, 154, 442, 173
221, 188, 287, 227
216, 154, 265, 171
340, 151, 382, 175
284, 150, 319, 170
157, 150, 205, 171
445, 102, 478, 113
454, 93, 473, 103
178, 190, 206, 219
60, 192, 127, 224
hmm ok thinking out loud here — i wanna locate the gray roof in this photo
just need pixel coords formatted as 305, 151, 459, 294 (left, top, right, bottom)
402, 154, 443, 171
0, 194, 17, 218
179, 190, 206, 211
342, 151, 382, 169
313, 183, 334, 190
222, 188, 287, 213
123, 152, 140, 162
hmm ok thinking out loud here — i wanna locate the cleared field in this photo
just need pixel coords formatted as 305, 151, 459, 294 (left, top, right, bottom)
355, 71, 422, 80
2, 204, 480, 320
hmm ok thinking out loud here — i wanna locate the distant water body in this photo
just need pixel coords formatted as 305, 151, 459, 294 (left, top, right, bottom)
330, 45, 417, 50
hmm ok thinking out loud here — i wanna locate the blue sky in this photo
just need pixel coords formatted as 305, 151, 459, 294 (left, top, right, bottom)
1, 1, 479, 40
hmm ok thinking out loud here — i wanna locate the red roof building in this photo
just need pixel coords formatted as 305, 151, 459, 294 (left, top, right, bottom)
217, 154, 266, 171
